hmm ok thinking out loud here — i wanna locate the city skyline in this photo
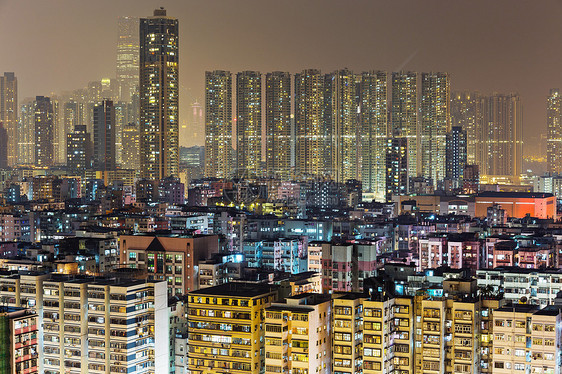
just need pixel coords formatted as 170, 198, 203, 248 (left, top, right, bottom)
0, 0, 560, 152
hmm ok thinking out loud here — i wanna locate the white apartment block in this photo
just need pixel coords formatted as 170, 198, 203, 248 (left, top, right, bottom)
477, 268, 562, 307
0, 273, 169, 374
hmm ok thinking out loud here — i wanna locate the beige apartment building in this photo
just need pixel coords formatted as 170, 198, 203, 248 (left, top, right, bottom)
264, 293, 332, 374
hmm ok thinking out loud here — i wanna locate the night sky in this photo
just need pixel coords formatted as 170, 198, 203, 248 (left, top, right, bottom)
1, 0, 561, 152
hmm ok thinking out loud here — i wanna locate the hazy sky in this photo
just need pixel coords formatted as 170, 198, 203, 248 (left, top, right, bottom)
1, 0, 561, 153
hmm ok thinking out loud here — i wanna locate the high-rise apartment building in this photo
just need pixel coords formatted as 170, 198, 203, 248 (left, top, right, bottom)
187, 283, 278, 374
482, 93, 523, 178
491, 304, 562, 374
236, 71, 262, 178
547, 89, 562, 174
446, 126, 467, 183
139, 8, 179, 180
265, 71, 292, 179
34, 96, 54, 167
116, 16, 139, 102
360, 71, 388, 201
66, 125, 91, 171
264, 294, 332, 374
113, 101, 134, 166
295, 69, 327, 178
63, 101, 83, 138
391, 72, 419, 181
386, 137, 408, 200
204, 70, 232, 178
0, 307, 38, 374
0, 73, 17, 167
326, 69, 358, 183
93, 100, 116, 171
18, 101, 35, 165
420, 72, 450, 185
0, 124, 7, 168
50, 98, 65, 164
0, 273, 170, 374
451, 92, 483, 166
122, 122, 140, 171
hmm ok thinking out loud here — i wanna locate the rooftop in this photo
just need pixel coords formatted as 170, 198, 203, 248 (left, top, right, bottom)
477, 191, 555, 199
188, 282, 278, 298
534, 305, 562, 316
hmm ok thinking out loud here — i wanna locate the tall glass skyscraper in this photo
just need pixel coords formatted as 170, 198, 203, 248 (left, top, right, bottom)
139, 8, 179, 180
117, 16, 139, 102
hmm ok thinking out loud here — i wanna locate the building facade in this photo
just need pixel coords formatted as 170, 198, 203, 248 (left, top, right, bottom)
187, 283, 278, 374
295, 69, 327, 178
204, 70, 232, 179
0, 73, 17, 167
391, 72, 418, 181
420, 72, 450, 185
265, 71, 292, 180
547, 88, 562, 174
93, 100, 116, 171
235, 71, 262, 178
360, 71, 388, 201
34, 96, 54, 167
139, 8, 179, 179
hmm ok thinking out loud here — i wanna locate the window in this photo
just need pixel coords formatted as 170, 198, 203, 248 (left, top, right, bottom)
334, 333, 351, 342
364, 308, 382, 318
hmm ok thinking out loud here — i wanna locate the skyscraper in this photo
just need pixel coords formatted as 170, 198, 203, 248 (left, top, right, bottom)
236, 71, 262, 178
295, 69, 326, 178
66, 125, 91, 172
204, 70, 232, 179
50, 98, 65, 164
139, 8, 179, 180
326, 69, 359, 183
391, 72, 418, 180
451, 91, 483, 166
34, 96, 54, 167
420, 72, 450, 184
114, 101, 134, 166
0, 124, 7, 169
0, 73, 17, 167
93, 100, 116, 171
116, 16, 139, 102
482, 93, 523, 178
446, 126, 467, 183
122, 122, 140, 171
18, 101, 35, 165
360, 71, 388, 201
386, 137, 408, 201
265, 71, 292, 179
547, 88, 562, 174
63, 100, 83, 164
182, 101, 203, 147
